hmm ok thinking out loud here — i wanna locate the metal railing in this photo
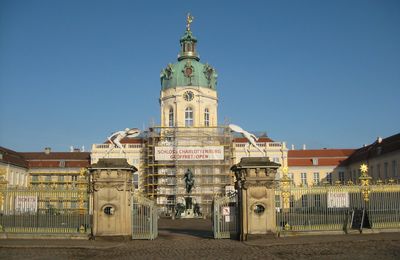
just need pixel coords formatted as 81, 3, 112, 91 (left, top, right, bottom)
131, 193, 158, 240
213, 193, 238, 239
0, 186, 91, 235
275, 184, 400, 232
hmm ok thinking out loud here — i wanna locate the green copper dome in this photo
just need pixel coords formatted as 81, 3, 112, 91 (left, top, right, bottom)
160, 26, 217, 90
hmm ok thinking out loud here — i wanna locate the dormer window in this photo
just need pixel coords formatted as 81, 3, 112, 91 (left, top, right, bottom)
59, 160, 65, 167
312, 158, 318, 166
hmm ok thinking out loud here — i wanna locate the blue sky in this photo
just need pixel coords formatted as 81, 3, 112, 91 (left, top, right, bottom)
1, 0, 399, 152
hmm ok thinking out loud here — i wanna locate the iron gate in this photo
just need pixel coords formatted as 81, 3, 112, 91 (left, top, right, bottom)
213, 194, 239, 239
131, 194, 158, 240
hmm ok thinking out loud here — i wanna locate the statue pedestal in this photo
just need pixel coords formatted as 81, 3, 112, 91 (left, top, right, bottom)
181, 209, 194, 218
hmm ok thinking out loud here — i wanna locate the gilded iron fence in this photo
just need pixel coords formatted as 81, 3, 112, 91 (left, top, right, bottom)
275, 184, 400, 232
0, 185, 91, 235
131, 193, 158, 240
213, 193, 238, 239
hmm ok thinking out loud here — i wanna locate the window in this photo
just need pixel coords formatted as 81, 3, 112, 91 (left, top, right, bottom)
58, 175, 64, 182
312, 158, 318, 166
71, 200, 77, 209
204, 108, 210, 126
301, 173, 307, 186
72, 175, 78, 182
326, 172, 332, 184
59, 160, 65, 167
32, 175, 39, 182
384, 162, 388, 179
314, 194, 321, 208
377, 164, 381, 179
339, 171, 345, 183
168, 107, 174, 127
46, 175, 52, 182
393, 160, 398, 177
301, 195, 308, 207
185, 107, 193, 127
288, 173, 294, 185
45, 198, 51, 209
275, 195, 281, 208
58, 198, 63, 209
313, 172, 320, 185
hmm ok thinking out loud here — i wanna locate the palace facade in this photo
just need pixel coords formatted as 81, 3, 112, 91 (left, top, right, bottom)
1, 18, 399, 216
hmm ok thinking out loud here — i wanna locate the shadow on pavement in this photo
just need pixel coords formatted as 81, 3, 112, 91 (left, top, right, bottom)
158, 218, 214, 239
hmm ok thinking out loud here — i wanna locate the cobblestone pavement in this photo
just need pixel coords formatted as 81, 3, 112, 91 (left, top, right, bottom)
1, 219, 400, 260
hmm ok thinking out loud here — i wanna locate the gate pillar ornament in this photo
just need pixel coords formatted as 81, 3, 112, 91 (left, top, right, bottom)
280, 166, 291, 211
89, 159, 137, 237
359, 164, 372, 202
231, 157, 280, 241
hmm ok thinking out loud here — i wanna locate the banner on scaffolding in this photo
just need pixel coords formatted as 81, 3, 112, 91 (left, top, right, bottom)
155, 146, 224, 161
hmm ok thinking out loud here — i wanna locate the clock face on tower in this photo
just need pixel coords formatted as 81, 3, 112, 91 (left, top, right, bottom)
183, 91, 194, 101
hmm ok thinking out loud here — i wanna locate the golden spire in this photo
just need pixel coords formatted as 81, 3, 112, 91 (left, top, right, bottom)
186, 13, 194, 31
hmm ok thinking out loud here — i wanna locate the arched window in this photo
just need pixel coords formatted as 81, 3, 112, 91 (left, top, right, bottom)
204, 108, 210, 127
185, 107, 193, 127
168, 107, 174, 127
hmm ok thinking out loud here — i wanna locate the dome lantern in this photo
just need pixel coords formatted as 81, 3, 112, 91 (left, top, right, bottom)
160, 14, 218, 90
178, 13, 200, 61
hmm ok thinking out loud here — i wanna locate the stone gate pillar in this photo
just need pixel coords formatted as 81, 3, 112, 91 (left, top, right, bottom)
231, 157, 280, 241
89, 158, 137, 237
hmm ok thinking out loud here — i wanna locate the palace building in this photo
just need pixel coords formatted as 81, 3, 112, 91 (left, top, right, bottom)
91, 19, 288, 216
1, 16, 399, 217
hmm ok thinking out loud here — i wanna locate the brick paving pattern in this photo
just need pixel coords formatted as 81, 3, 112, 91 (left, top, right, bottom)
1, 219, 400, 259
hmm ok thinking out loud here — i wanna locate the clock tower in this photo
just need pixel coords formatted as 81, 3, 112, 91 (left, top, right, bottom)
159, 14, 218, 128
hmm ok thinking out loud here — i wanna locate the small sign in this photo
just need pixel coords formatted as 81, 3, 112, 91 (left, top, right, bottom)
15, 195, 38, 213
351, 209, 371, 230
222, 206, 230, 216
225, 215, 231, 222
327, 192, 349, 208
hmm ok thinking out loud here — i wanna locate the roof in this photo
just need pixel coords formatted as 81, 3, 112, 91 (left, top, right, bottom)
22, 152, 91, 168
1, 146, 91, 169
341, 133, 400, 166
288, 149, 355, 158
27, 161, 90, 168
160, 59, 217, 90
234, 137, 274, 143
288, 149, 355, 167
0, 146, 28, 168
22, 152, 91, 160
160, 29, 218, 90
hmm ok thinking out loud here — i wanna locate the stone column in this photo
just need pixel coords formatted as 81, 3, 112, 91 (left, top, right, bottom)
89, 159, 137, 237
231, 157, 280, 241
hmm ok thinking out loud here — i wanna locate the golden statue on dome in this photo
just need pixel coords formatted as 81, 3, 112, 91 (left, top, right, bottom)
186, 13, 194, 31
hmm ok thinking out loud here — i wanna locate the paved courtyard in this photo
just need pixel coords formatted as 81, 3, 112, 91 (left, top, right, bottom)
1, 219, 400, 259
